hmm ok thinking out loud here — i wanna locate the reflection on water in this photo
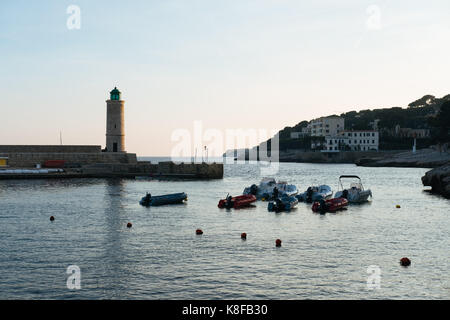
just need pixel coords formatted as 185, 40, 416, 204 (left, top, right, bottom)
0, 163, 449, 299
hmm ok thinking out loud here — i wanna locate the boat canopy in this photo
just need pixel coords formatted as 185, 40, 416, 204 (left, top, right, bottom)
339, 175, 361, 179
338, 175, 364, 191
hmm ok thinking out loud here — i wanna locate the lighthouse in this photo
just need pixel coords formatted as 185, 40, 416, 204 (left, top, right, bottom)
105, 87, 125, 152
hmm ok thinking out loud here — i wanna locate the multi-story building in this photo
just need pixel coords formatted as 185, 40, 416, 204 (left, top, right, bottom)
289, 116, 379, 152
323, 136, 350, 152
325, 130, 379, 151
308, 116, 344, 137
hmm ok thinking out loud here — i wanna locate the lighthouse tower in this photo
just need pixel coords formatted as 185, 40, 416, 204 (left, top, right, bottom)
106, 87, 125, 152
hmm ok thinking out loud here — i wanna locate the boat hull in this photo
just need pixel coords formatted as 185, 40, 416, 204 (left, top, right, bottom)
140, 192, 188, 206
218, 194, 257, 209
312, 197, 348, 213
268, 196, 299, 212
335, 189, 372, 203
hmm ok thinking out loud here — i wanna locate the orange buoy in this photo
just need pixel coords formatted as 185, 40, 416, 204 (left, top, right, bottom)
196, 229, 203, 235
400, 257, 411, 267
127, 222, 132, 228
241, 232, 247, 239
50, 216, 55, 221
275, 239, 282, 247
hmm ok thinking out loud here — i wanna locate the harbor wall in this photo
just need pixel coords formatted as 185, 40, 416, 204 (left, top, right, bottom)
81, 161, 224, 179
0, 145, 102, 153
0, 144, 223, 179
0, 161, 224, 179
1, 152, 137, 167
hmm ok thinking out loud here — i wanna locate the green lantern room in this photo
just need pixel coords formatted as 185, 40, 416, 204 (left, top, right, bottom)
110, 87, 121, 100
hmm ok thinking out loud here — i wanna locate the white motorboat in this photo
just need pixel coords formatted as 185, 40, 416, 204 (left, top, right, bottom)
243, 178, 298, 200
334, 175, 372, 203
296, 185, 333, 203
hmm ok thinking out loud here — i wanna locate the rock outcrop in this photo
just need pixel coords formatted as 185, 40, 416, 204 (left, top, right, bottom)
421, 162, 450, 198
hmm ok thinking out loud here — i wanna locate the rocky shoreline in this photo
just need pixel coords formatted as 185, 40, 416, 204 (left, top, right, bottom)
355, 148, 450, 168
422, 162, 450, 198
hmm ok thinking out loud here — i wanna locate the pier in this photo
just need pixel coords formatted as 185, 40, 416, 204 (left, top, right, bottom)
0, 161, 223, 180
0, 145, 223, 180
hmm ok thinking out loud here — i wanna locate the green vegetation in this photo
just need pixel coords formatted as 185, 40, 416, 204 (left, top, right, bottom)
428, 100, 450, 143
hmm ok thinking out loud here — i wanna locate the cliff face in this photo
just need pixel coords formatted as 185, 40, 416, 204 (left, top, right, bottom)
422, 162, 450, 198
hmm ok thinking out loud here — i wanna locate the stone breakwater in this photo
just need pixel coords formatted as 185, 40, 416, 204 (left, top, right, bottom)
421, 162, 450, 198
81, 161, 224, 179
2, 152, 137, 167
0, 161, 224, 180
0, 145, 223, 179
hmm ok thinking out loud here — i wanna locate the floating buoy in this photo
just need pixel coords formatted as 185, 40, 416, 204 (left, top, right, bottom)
241, 232, 247, 239
396, 205, 401, 208
400, 257, 411, 267
49, 216, 55, 221
127, 222, 132, 228
275, 239, 282, 247
196, 229, 203, 235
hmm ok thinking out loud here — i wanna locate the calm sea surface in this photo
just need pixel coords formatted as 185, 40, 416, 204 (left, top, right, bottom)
0, 160, 449, 299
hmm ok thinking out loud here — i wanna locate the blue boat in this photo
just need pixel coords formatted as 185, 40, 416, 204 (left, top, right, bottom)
140, 192, 188, 206
268, 195, 298, 212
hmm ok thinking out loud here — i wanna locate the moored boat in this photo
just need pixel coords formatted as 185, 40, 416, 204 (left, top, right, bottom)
243, 178, 298, 200
312, 197, 348, 214
218, 194, 257, 209
268, 195, 299, 212
140, 192, 188, 206
296, 185, 333, 203
334, 175, 372, 203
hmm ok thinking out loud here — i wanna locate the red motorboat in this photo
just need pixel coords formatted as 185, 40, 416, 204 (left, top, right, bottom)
312, 197, 348, 213
218, 194, 257, 209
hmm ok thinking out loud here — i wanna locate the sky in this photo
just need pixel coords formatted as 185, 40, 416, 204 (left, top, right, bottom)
1, 0, 449, 156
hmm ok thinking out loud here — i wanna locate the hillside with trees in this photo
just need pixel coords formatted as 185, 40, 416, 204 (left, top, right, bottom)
259, 94, 450, 153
